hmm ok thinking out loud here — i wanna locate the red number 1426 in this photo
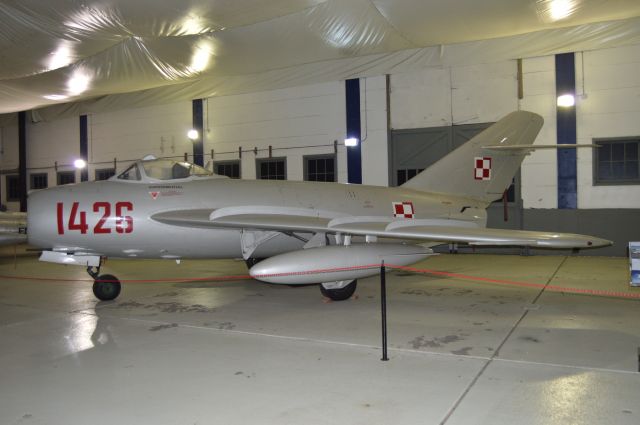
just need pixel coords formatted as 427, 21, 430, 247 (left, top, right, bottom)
56, 201, 133, 235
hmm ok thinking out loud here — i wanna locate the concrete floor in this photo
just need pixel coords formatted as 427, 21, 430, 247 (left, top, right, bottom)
1, 247, 639, 425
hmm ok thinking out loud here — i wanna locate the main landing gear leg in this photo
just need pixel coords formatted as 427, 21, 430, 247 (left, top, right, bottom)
87, 265, 121, 301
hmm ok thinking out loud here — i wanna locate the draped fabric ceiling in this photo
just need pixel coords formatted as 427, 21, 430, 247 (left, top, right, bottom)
1, 0, 640, 121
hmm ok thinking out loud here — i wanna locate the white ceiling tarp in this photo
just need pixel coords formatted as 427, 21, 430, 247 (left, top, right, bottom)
1, 0, 639, 121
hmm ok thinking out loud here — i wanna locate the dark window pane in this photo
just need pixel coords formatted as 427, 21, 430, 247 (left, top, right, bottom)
57, 171, 76, 185
598, 163, 611, 180
6, 175, 20, 201
625, 143, 638, 159
258, 159, 285, 180
397, 170, 407, 186
599, 144, 611, 161
95, 169, 115, 181
215, 162, 240, 179
625, 162, 639, 179
612, 143, 624, 161
30, 173, 48, 190
612, 161, 624, 178
304, 156, 335, 182
595, 140, 640, 184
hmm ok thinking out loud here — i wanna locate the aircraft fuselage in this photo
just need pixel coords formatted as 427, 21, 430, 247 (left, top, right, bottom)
27, 177, 486, 259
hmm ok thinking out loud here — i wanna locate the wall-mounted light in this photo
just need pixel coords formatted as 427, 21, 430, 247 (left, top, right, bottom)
344, 137, 359, 147
557, 94, 575, 107
74, 159, 87, 169
187, 129, 199, 140
535, 0, 578, 23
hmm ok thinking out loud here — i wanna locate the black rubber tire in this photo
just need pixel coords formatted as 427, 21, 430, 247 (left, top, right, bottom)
244, 257, 265, 269
92, 274, 122, 301
319, 280, 357, 301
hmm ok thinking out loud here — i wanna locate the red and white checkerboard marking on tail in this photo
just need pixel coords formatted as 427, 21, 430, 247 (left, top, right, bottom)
392, 201, 415, 218
474, 157, 492, 180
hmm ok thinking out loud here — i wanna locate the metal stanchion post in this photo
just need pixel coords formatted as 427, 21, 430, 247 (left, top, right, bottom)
381, 261, 388, 361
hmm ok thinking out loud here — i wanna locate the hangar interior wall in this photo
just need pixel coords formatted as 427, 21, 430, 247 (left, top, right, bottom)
0, 42, 638, 254
204, 81, 348, 182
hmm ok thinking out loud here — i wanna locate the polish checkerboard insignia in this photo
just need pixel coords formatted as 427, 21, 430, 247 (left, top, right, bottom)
474, 157, 492, 180
392, 201, 415, 218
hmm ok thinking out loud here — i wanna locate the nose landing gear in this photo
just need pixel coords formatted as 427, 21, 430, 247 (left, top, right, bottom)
87, 266, 121, 301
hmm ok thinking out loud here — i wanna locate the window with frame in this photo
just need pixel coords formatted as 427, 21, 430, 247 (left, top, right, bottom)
396, 168, 424, 186
30, 173, 48, 190
57, 171, 76, 185
304, 155, 336, 182
6, 175, 20, 201
95, 168, 115, 181
256, 158, 286, 180
214, 161, 241, 179
594, 138, 640, 184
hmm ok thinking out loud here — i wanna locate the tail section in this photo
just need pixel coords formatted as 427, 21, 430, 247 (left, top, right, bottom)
401, 111, 543, 204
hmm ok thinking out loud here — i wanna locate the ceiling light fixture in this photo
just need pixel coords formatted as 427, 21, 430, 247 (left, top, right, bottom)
535, 0, 578, 22
48, 41, 74, 71
189, 40, 214, 74
67, 69, 92, 95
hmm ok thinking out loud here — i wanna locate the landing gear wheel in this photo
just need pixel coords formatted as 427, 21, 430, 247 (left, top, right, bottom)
92, 274, 121, 301
244, 257, 265, 269
320, 280, 357, 301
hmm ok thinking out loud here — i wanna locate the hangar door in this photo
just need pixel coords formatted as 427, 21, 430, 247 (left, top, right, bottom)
390, 123, 522, 229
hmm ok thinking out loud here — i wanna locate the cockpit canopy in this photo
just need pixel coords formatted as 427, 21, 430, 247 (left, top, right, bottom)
114, 159, 224, 182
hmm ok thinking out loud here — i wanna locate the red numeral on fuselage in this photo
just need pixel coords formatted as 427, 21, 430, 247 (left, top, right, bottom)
56, 202, 134, 235
93, 202, 111, 234
115, 201, 133, 234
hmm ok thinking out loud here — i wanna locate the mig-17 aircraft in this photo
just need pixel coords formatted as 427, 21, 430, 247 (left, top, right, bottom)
24, 111, 611, 301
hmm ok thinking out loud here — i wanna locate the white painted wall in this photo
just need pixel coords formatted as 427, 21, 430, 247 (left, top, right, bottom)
205, 81, 346, 182
390, 67, 452, 129
27, 116, 79, 190
451, 61, 518, 125
89, 101, 192, 178
576, 44, 640, 209
360, 76, 389, 186
390, 60, 517, 129
519, 56, 558, 209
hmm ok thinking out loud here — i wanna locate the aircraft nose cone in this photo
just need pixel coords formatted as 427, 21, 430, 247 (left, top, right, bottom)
588, 238, 613, 248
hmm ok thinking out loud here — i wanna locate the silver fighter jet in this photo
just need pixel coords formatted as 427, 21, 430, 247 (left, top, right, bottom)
26, 111, 611, 301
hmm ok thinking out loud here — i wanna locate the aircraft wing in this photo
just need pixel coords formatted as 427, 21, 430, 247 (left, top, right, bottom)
0, 212, 27, 246
151, 208, 610, 249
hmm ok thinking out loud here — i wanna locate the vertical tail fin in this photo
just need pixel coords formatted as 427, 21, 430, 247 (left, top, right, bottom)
401, 111, 543, 204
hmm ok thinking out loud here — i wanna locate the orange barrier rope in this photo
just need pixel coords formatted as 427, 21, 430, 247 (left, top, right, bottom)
1, 263, 638, 300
